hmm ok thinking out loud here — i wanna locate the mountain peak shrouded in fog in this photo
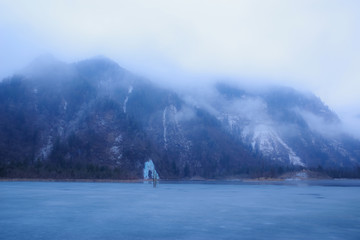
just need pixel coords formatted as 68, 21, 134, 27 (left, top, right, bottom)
0, 57, 359, 179
1, 1, 359, 141
20, 54, 74, 82
75, 55, 123, 71
24, 54, 64, 73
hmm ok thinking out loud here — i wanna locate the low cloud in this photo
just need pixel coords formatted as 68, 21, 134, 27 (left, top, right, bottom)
176, 106, 195, 122
298, 109, 360, 140
299, 110, 343, 137
223, 97, 269, 123
0, 0, 359, 134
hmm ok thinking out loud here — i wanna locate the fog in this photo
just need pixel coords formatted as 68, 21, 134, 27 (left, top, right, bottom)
1, 0, 359, 137
298, 110, 343, 138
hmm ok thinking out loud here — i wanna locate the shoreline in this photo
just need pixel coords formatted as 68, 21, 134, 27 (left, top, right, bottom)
1, 177, 356, 183
0, 178, 146, 183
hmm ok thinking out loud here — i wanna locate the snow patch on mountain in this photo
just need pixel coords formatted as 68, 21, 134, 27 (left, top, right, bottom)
162, 104, 180, 149
330, 140, 350, 158
227, 115, 239, 132
128, 86, 133, 94
243, 124, 304, 166
37, 137, 53, 161
216, 95, 305, 166
123, 97, 128, 113
111, 134, 123, 161
110, 146, 120, 155
163, 108, 168, 149
115, 134, 123, 143
123, 86, 133, 113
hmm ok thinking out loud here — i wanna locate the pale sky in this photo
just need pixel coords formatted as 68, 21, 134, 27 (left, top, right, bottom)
0, 0, 359, 132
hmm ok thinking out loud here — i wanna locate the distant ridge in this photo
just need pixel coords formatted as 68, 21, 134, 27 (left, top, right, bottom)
0, 56, 359, 179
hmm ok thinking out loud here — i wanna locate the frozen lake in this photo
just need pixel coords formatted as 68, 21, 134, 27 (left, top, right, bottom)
1, 180, 360, 240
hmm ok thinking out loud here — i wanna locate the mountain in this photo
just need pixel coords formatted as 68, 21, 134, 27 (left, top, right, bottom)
213, 83, 359, 169
0, 56, 359, 179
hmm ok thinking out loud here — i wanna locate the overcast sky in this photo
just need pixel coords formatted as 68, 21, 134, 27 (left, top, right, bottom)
0, 0, 359, 130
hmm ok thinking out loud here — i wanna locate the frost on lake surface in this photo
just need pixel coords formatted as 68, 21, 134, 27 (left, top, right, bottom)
143, 159, 159, 179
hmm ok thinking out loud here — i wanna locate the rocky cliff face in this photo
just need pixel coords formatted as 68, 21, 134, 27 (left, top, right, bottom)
213, 83, 359, 169
0, 57, 359, 179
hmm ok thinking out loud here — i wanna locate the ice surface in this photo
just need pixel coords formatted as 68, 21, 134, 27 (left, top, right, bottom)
143, 159, 159, 179
1, 180, 359, 240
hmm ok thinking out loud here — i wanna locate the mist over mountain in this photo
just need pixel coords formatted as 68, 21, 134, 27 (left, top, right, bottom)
0, 56, 359, 179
